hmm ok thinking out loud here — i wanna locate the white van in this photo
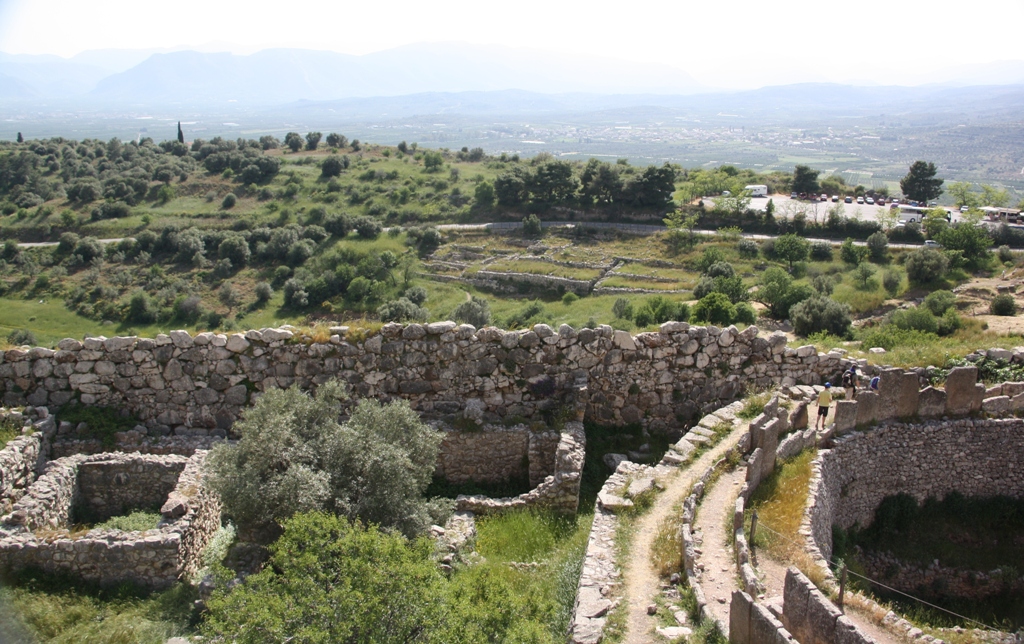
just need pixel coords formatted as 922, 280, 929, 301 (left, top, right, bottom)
745, 184, 768, 198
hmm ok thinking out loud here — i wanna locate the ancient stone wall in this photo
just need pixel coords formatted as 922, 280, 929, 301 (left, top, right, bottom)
435, 425, 530, 484
0, 408, 56, 514
0, 450, 221, 589
75, 454, 188, 522
0, 322, 850, 437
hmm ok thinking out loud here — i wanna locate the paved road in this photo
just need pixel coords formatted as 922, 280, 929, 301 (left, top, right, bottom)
17, 238, 126, 248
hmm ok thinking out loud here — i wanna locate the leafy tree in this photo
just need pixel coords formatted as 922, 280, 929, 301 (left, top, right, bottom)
663, 209, 700, 253
321, 156, 344, 178
284, 132, 303, 153
840, 238, 863, 264
221, 193, 237, 209
396, 140, 408, 154
218, 282, 240, 312
753, 267, 813, 318
354, 217, 382, 239
947, 181, 978, 209
692, 291, 736, 325
206, 380, 448, 539
935, 220, 991, 267
452, 296, 491, 328
981, 184, 1011, 208
305, 132, 322, 151
904, 247, 949, 284
612, 297, 634, 320
325, 133, 348, 149
890, 306, 937, 333
530, 160, 578, 206
201, 512, 448, 643
854, 262, 876, 289
900, 161, 944, 203
259, 135, 280, 150
923, 208, 950, 239
882, 270, 901, 297
254, 282, 273, 304
923, 290, 956, 316
377, 297, 428, 322
494, 168, 530, 207
866, 231, 888, 262
218, 235, 250, 266
522, 214, 543, 238
792, 165, 820, 194
774, 234, 809, 270
790, 295, 852, 337
474, 181, 496, 208
693, 274, 746, 304
422, 151, 444, 172
811, 274, 834, 296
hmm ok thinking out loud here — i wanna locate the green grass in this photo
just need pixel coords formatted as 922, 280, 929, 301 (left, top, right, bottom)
478, 259, 602, 281
56, 406, 138, 448
599, 276, 691, 291
0, 298, 109, 346
0, 422, 21, 448
0, 569, 196, 644
746, 448, 817, 563
476, 509, 583, 563
92, 511, 162, 533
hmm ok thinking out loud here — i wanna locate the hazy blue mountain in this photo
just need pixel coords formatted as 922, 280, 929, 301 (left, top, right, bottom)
88, 43, 704, 103
0, 53, 108, 98
0, 72, 37, 100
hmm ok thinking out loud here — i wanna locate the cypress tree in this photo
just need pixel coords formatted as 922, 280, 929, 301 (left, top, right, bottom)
16, 132, 23, 143
177, 122, 184, 144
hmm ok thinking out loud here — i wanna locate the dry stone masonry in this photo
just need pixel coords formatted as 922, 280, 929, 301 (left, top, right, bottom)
0, 322, 850, 436
0, 450, 221, 589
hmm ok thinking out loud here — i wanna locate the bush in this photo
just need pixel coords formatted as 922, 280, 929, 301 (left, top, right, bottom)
218, 235, 250, 266
404, 286, 428, 306
7, 329, 36, 346
561, 292, 579, 305
695, 246, 726, 273
56, 232, 79, 255
522, 214, 543, 237
812, 274, 834, 296
693, 274, 746, 304
735, 302, 757, 325
354, 217, 382, 239
704, 261, 734, 278
866, 231, 888, 262
859, 327, 938, 352
790, 295, 852, 337
635, 296, 688, 325
377, 297, 428, 322
889, 306, 938, 334
840, 237, 863, 264
221, 193, 237, 209
346, 276, 371, 302
737, 239, 759, 258
692, 292, 736, 326
999, 244, 1014, 263
853, 262, 876, 289
205, 381, 448, 538
254, 282, 273, 304
923, 290, 956, 316
904, 247, 949, 284
991, 294, 1017, 316
452, 296, 491, 328
882, 270, 901, 297
126, 290, 156, 324
283, 278, 309, 308
174, 295, 205, 322
202, 512, 449, 643
612, 297, 634, 320
754, 266, 813, 319
937, 309, 963, 336
73, 237, 104, 263
810, 241, 833, 261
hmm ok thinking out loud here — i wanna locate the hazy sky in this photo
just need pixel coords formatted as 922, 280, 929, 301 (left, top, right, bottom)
2, 0, 1024, 87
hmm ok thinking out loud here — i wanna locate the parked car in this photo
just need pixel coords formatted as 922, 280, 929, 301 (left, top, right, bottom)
844, 196, 853, 203
791, 192, 799, 199
866, 197, 875, 205
820, 193, 829, 201
960, 205, 969, 212
831, 195, 839, 202
924, 240, 941, 248
856, 196, 864, 204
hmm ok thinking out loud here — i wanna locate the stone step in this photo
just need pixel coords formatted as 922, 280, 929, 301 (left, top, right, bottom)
684, 432, 711, 445
690, 426, 716, 438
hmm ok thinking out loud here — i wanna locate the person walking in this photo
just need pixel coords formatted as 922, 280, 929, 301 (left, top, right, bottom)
816, 382, 833, 431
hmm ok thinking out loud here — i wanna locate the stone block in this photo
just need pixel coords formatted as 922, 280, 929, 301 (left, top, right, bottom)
729, 590, 752, 644
917, 386, 946, 418
876, 368, 904, 421
750, 603, 784, 644
833, 400, 858, 435
897, 372, 919, 418
790, 401, 808, 430
834, 615, 873, 644
983, 395, 1011, 414
805, 589, 841, 644
944, 366, 979, 416
783, 568, 812, 644
855, 391, 879, 426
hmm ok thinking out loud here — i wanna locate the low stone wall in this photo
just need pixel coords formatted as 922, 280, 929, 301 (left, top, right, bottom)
49, 434, 219, 459
780, 568, 876, 644
0, 450, 221, 589
0, 322, 851, 437
0, 408, 56, 514
473, 270, 594, 296
76, 454, 187, 522
436, 425, 531, 484
455, 421, 585, 515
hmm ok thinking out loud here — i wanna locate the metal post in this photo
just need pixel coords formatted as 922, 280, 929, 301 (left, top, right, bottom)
838, 563, 848, 614
750, 510, 758, 558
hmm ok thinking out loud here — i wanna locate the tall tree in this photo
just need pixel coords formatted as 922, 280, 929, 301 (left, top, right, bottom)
792, 165, 820, 194
16, 132, 23, 143
947, 181, 977, 209
305, 131, 322, 151
177, 121, 184, 144
900, 161, 944, 203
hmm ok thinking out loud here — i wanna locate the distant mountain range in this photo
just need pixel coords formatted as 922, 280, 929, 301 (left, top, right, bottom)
0, 43, 704, 103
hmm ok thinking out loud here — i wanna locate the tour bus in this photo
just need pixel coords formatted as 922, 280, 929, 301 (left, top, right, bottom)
981, 207, 1021, 223
894, 205, 953, 224
744, 184, 768, 198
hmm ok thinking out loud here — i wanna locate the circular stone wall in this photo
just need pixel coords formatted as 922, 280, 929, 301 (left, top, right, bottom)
806, 418, 1024, 565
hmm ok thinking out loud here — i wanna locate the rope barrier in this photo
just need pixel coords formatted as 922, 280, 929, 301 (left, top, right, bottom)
749, 519, 1005, 633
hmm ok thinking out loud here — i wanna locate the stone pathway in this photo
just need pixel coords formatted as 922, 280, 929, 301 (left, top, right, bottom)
620, 421, 750, 644
691, 467, 746, 627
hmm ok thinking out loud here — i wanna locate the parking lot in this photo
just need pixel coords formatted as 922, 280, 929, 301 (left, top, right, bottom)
708, 194, 965, 225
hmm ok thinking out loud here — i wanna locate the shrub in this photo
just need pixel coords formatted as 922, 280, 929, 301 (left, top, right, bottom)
323, 213, 352, 237
810, 241, 833, 261
218, 235, 250, 266
636, 296, 689, 324
790, 295, 852, 337
693, 274, 746, 303
866, 231, 888, 262
254, 282, 273, 304
7, 329, 36, 346
858, 327, 937, 352
695, 246, 726, 273
999, 244, 1014, 263
346, 276, 371, 302
175, 295, 205, 322
737, 239, 759, 258
221, 193, 237, 209
205, 381, 449, 538
704, 261, 735, 278
522, 213, 543, 238
754, 267, 812, 319
840, 237, 863, 264
937, 309, 963, 336
692, 292, 736, 326
283, 278, 310, 308
904, 247, 949, 284
735, 302, 757, 325
126, 290, 156, 324
923, 290, 956, 316
853, 262, 876, 289
612, 297, 634, 320
73, 236, 103, 263
889, 306, 938, 334
882, 270, 901, 297
377, 297, 428, 322
452, 296, 491, 328
56, 232, 79, 255
991, 294, 1017, 316
633, 308, 653, 327
404, 286, 428, 306
354, 217, 382, 239
811, 274, 834, 296
561, 292, 579, 305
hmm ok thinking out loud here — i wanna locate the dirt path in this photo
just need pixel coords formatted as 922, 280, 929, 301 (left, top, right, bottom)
691, 467, 746, 626
620, 422, 749, 644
